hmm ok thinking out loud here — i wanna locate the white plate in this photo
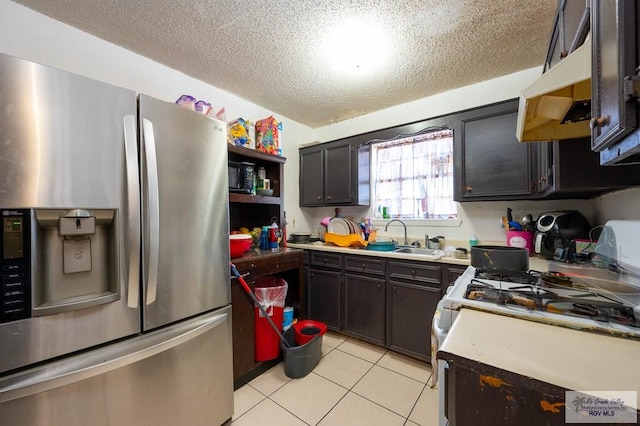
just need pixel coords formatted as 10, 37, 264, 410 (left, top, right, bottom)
327, 218, 350, 235
345, 217, 361, 234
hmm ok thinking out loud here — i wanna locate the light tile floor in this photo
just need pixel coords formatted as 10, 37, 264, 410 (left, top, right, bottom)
232, 332, 438, 425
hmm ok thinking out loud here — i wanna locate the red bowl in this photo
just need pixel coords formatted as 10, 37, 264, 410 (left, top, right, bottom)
293, 320, 327, 346
230, 234, 252, 259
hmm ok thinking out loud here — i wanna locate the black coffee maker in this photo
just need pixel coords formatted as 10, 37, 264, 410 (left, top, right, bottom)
534, 211, 591, 261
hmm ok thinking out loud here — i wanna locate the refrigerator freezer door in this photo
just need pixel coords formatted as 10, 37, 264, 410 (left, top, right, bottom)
139, 95, 230, 330
0, 53, 140, 374
0, 306, 233, 426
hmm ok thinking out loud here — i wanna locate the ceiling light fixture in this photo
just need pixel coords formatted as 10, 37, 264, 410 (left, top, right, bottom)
322, 19, 389, 75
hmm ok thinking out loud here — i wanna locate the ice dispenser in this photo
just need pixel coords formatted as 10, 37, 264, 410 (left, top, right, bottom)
33, 208, 120, 316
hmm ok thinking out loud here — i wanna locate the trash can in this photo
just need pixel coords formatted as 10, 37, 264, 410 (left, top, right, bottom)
253, 276, 288, 361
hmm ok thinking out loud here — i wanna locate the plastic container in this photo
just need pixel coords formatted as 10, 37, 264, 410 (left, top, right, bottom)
469, 234, 479, 248
260, 226, 270, 250
282, 306, 294, 331
230, 234, 252, 258
506, 231, 535, 256
253, 277, 288, 361
281, 327, 322, 379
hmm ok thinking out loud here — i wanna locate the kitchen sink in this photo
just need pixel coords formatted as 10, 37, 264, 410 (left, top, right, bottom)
393, 247, 439, 255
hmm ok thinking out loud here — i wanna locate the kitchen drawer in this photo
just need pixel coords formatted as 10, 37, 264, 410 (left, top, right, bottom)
344, 256, 385, 276
388, 260, 441, 285
310, 252, 343, 270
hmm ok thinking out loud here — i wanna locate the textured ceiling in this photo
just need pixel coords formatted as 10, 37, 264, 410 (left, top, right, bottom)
11, 0, 557, 128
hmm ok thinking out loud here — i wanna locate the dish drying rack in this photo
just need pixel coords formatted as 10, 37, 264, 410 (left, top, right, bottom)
324, 230, 377, 248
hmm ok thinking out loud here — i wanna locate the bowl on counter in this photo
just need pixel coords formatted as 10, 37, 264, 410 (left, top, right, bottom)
230, 234, 252, 258
366, 240, 397, 251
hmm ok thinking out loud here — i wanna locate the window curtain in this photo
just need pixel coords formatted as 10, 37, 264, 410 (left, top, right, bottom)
372, 130, 456, 219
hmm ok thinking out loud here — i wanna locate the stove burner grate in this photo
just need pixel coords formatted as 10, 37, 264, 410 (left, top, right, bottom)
464, 279, 640, 328
474, 267, 541, 285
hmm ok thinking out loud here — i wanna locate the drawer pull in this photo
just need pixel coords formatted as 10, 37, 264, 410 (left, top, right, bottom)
362, 264, 366, 269
411, 270, 416, 276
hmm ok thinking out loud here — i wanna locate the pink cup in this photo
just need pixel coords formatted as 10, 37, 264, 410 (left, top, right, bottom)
506, 231, 535, 256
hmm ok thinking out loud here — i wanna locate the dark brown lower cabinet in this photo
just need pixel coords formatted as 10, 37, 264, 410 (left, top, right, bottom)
387, 280, 441, 362
344, 273, 385, 345
307, 268, 342, 331
231, 282, 255, 378
440, 353, 576, 426
231, 249, 303, 389
303, 250, 467, 363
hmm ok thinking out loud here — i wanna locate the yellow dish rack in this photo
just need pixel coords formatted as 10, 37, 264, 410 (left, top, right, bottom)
323, 230, 376, 248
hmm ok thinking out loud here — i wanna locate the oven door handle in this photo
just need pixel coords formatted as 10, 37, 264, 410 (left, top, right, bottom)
430, 308, 447, 388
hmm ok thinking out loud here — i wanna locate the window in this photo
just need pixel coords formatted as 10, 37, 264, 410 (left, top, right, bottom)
371, 128, 456, 219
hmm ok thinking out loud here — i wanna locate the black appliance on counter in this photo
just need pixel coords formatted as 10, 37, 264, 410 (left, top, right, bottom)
534, 210, 591, 261
228, 160, 255, 193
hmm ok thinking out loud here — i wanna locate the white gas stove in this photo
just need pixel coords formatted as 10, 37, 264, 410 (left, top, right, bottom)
431, 220, 640, 425
436, 264, 640, 341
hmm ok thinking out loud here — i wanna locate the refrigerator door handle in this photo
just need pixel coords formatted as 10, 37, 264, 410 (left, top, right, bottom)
0, 310, 229, 403
142, 118, 160, 305
124, 115, 141, 308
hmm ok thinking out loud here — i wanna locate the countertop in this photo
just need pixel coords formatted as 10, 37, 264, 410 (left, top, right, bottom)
439, 308, 640, 409
230, 247, 302, 263
287, 241, 550, 270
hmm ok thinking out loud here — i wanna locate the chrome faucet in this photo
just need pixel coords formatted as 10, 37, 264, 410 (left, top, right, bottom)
384, 219, 408, 246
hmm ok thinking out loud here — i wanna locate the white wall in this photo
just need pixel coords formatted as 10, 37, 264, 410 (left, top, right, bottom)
592, 187, 640, 223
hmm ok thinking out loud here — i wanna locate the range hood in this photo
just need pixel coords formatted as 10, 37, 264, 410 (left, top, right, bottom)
516, 37, 591, 142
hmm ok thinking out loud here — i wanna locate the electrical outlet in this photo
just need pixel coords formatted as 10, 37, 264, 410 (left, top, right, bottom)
291, 218, 296, 228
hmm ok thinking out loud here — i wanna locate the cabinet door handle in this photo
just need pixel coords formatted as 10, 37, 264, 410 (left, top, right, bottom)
590, 116, 609, 129
393, 285, 398, 292
411, 269, 416, 276
327, 195, 332, 200
465, 186, 473, 193
317, 195, 322, 201
377, 283, 382, 290
361, 264, 366, 270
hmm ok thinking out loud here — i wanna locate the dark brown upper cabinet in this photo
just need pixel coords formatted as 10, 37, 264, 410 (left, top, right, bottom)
454, 99, 534, 201
299, 140, 370, 207
545, 0, 590, 71
592, 0, 640, 164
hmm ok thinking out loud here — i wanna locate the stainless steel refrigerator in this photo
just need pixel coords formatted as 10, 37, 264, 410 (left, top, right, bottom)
0, 53, 233, 425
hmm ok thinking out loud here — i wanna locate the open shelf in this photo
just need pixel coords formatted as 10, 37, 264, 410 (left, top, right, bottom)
229, 193, 280, 204
228, 144, 286, 164
227, 144, 286, 232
